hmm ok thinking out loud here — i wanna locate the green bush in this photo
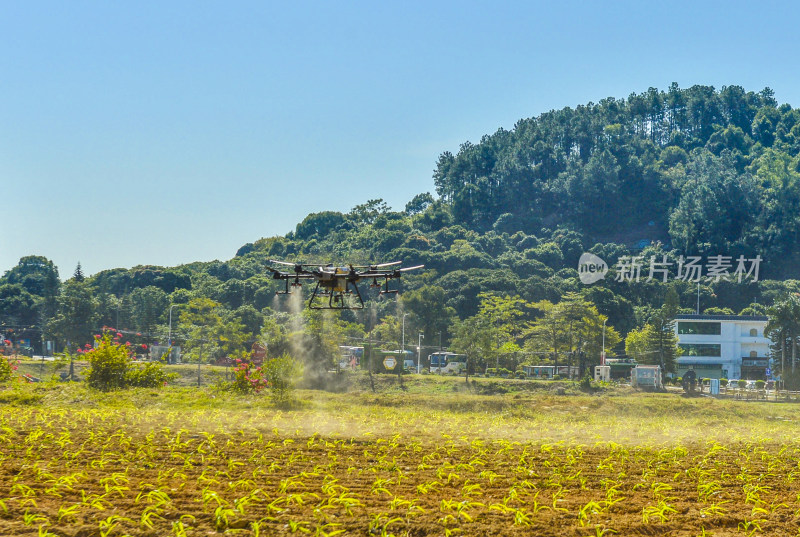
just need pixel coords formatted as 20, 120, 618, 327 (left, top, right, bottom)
263, 354, 302, 405
579, 374, 593, 391
127, 361, 174, 387
719, 378, 728, 387
737, 379, 747, 388
83, 330, 171, 391
755, 379, 766, 390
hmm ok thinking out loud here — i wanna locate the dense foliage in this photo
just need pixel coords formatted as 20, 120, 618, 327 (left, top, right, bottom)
83, 330, 170, 391
3, 84, 800, 380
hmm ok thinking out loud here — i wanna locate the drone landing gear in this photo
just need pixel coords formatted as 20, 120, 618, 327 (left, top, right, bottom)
378, 277, 398, 297
276, 277, 303, 295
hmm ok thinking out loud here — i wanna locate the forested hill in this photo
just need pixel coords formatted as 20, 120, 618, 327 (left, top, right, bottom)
433, 84, 799, 264
4, 84, 800, 357
252, 84, 800, 274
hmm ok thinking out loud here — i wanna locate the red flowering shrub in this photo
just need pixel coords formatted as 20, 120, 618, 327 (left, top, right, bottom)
231, 359, 269, 394
228, 353, 301, 406
84, 329, 172, 391
0, 355, 19, 383
83, 331, 130, 391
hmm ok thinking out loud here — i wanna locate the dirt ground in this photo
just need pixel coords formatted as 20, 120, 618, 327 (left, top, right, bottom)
2, 404, 800, 536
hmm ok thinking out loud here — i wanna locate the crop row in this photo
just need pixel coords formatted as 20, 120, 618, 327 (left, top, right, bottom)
2, 406, 800, 535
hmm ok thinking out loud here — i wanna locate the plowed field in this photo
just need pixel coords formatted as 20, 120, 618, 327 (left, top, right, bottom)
2, 388, 800, 536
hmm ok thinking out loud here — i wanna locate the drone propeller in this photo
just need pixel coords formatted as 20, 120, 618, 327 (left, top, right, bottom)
373, 261, 402, 269
398, 265, 424, 272
349, 261, 403, 270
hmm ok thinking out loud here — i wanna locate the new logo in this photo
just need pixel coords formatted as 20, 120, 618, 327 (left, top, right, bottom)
578, 253, 607, 284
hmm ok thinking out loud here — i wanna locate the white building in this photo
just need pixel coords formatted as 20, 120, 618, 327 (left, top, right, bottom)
674, 314, 771, 380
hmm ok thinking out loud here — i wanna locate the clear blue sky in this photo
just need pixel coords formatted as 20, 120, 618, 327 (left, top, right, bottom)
2, 1, 800, 278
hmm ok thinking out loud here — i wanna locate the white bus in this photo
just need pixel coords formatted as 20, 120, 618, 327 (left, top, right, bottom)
429, 352, 467, 374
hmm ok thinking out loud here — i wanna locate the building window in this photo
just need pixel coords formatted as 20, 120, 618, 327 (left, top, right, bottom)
680, 343, 722, 357
749, 328, 758, 337
678, 321, 721, 335
750, 350, 758, 358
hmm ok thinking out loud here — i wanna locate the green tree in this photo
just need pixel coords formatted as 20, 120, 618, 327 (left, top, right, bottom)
229, 305, 264, 336
83, 330, 171, 391
95, 292, 122, 331
369, 314, 402, 349
2, 255, 60, 339
525, 299, 567, 364
636, 287, 681, 374
451, 293, 532, 372
749, 149, 800, 259
0, 283, 37, 327
48, 280, 97, 351
476, 292, 531, 369
625, 326, 649, 361
405, 192, 434, 216
294, 211, 346, 240
668, 150, 758, 254
450, 314, 495, 375
527, 293, 621, 376
296, 310, 356, 382
766, 295, 800, 377
129, 286, 169, 335
348, 199, 389, 225
215, 318, 249, 360
401, 285, 456, 345
178, 298, 224, 363
2, 255, 60, 299
73, 262, 85, 282
259, 314, 291, 358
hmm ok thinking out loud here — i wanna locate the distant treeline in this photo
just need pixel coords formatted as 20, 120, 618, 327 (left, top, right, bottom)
3, 84, 800, 360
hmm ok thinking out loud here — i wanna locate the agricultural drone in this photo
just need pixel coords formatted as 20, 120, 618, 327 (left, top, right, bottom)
266, 260, 423, 310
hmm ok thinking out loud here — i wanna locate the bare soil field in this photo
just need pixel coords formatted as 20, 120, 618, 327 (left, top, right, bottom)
2, 383, 800, 536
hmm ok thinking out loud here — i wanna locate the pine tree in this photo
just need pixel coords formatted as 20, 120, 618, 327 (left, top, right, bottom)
643, 287, 681, 373
73, 262, 85, 282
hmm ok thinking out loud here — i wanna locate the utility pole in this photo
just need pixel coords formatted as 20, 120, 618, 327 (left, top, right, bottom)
402, 313, 408, 367
367, 334, 375, 393
696, 282, 700, 315
602, 318, 607, 366
417, 333, 424, 374
168, 304, 177, 347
